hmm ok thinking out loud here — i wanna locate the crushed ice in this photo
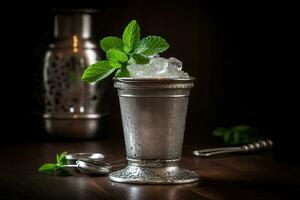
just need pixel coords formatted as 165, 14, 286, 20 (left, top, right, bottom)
127, 56, 189, 79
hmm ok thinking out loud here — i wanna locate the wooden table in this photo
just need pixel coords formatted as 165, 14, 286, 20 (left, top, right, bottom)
1, 136, 299, 200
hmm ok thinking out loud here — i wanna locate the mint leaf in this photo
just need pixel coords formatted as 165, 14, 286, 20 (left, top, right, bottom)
213, 127, 229, 137
107, 49, 128, 63
223, 130, 233, 144
38, 151, 72, 176
82, 61, 116, 82
232, 125, 259, 144
122, 20, 140, 53
231, 125, 252, 133
58, 151, 68, 165
59, 151, 68, 160
38, 163, 57, 174
115, 67, 130, 78
109, 60, 122, 68
56, 154, 60, 164
233, 130, 240, 145
100, 36, 123, 52
134, 36, 169, 56
213, 125, 261, 146
81, 19, 171, 82
132, 54, 150, 64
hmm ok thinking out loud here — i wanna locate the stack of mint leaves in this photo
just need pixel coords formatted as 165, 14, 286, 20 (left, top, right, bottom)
81, 20, 169, 82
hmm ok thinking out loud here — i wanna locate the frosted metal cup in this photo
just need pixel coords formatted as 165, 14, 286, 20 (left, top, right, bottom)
109, 78, 199, 184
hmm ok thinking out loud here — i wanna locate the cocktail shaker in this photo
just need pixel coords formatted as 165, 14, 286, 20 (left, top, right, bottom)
34, 9, 109, 139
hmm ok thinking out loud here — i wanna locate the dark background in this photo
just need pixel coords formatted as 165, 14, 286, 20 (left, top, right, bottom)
0, 1, 294, 161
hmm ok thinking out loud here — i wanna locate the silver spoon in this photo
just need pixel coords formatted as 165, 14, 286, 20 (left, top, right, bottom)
66, 153, 105, 165
63, 153, 126, 175
193, 139, 273, 157
62, 160, 113, 175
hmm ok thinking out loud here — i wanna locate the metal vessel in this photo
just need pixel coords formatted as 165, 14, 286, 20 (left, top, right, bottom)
36, 9, 109, 139
109, 78, 199, 184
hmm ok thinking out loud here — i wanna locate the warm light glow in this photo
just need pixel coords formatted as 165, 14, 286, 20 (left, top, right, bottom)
80, 106, 85, 113
73, 35, 78, 53
69, 106, 75, 113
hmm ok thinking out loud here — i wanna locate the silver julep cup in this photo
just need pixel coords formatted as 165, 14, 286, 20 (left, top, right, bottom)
109, 78, 199, 184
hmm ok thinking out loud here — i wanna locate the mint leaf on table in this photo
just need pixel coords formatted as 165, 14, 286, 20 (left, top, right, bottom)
56, 154, 60, 164
38, 163, 57, 174
100, 36, 123, 52
231, 125, 259, 144
38, 151, 71, 176
58, 151, 68, 165
122, 20, 140, 53
81, 19, 170, 82
81, 61, 116, 82
213, 125, 260, 146
223, 129, 233, 144
134, 36, 169, 56
213, 127, 229, 137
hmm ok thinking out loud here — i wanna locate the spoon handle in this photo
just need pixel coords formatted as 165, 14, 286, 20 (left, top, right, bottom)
193, 139, 273, 157
61, 164, 78, 168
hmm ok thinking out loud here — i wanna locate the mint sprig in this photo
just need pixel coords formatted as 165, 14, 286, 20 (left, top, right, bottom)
100, 36, 123, 52
38, 151, 71, 176
81, 61, 117, 82
134, 36, 169, 55
213, 125, 261, 146
122, 20, 140, 53
81, 19, 170, 83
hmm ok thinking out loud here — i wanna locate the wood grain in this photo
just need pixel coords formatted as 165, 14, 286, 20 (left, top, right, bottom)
1, 138, 299, 200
